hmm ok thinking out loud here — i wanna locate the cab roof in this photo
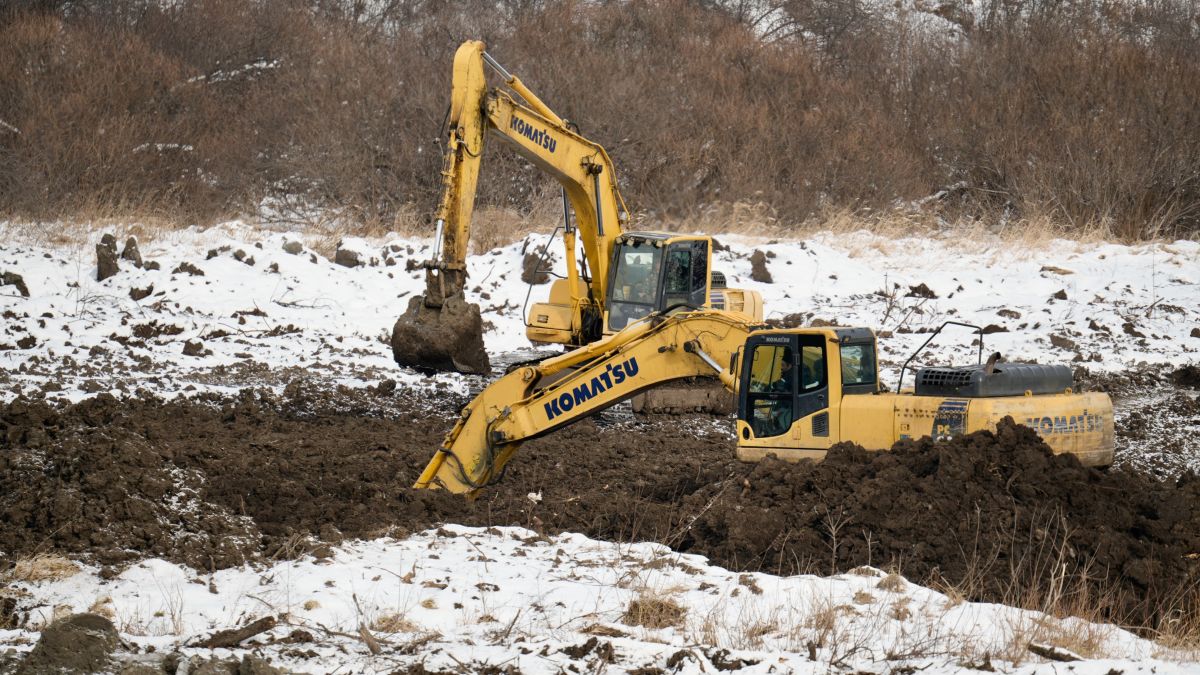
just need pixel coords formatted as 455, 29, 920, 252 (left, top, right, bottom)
751, 326, 876, 343
620, 231, 708, 243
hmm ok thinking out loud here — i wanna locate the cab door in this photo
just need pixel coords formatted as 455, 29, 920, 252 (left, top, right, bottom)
738, 335, 796, 445
735, 332, 839, 462
792, 333, 838, 449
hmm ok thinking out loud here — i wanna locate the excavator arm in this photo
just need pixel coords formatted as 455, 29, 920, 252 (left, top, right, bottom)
414, 309, 761, 495
423, 40, 629, 311
393, 40, 632, 374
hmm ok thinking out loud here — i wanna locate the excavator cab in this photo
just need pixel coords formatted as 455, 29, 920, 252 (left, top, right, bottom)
604, 234, 711, 333
735, 328, 882, 461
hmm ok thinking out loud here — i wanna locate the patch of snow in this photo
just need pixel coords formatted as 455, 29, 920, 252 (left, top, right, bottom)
0, 222, 1195, 402
3, 527, 1193, 673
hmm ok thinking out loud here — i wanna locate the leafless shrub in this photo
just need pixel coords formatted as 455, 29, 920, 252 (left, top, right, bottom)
0, 0, 1195, 239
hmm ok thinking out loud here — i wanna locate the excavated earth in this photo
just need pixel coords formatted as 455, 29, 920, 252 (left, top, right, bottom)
1, 375, 1198, 630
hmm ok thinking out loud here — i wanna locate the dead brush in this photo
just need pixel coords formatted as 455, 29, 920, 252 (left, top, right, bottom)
944, 507, 1135, 664
370, 612, 419, 634
3, 554, 80, 583
622, 591, 686, 630
1151, 584, 1200, 658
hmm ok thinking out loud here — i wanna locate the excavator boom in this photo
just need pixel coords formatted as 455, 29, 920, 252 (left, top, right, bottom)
415, 310, 761, 495
393, 40, 630, 374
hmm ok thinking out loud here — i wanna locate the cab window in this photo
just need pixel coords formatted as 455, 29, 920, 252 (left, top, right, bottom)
662, 241, 709, 310
747, 344, 793, 437
799, 344, 825, 391
839, 344, 876, 386
607, 243, 663, 331
662, 248, 692, 308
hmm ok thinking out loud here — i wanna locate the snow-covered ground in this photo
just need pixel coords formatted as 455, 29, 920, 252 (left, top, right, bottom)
1, 222, 1197, 673
0, 221, 1196, 403
2, 526, 1195, 674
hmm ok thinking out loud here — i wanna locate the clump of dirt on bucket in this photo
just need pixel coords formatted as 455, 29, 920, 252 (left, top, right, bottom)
391, 295, 490, 374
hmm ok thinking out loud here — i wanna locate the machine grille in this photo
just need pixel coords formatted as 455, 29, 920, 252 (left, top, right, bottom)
916, 368, 974, 389
812, 412, 829, 437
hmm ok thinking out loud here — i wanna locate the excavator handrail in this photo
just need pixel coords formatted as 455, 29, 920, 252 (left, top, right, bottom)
414, 309, 763, 495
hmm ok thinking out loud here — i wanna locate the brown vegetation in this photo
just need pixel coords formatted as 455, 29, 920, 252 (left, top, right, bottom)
0, 0, 1197, 238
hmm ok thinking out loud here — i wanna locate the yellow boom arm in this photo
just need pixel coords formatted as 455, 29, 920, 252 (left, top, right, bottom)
415, 310, 761, 495
426, 40, 629, 310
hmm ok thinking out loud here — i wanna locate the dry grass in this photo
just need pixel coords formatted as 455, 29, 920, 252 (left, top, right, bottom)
3, 554, 80, 583
930, 509, 1200, 664
0, 206, 1133, 256
876, 572, 907, 593
370, 612, 419, 634
622, 591, 686, 630
86, 596, 115, 620
2, 1, 1196, 240
1146, 585, 1200, 660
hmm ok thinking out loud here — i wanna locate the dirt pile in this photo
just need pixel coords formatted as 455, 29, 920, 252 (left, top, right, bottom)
1174, 364, 1200, 389
521, 249, 552, 284
0, 387, 729, 570
1079, 365, 1200, 478
6, 612, 289, 675
1, 387, 1197, 628
0, 395, 261, 568
14, 613, 120, 675
0, 390, 450, 569
676, 419, 1200, 626
748, 249, 772, 283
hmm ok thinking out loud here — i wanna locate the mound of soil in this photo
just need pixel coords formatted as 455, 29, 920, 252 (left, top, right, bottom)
15, 613, 120, 675
1173, 364, 1200, 389
676, 420, 1200, 625
521, 250, 552, 285
1, 386, 1197, 628
749, 250, 772, 283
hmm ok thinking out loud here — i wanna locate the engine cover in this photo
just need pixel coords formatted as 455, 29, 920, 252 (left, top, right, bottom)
914, 363, 1073, 398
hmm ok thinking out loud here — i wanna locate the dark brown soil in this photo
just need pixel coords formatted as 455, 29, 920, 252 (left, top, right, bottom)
521, 251, 552, 285
1, 384, 1197, 629
748, 250, 772, 283
1174, 364, 1200, 389
677, 421, 1200, 627
1078, 365, 1200, 479
14, 613, 120, 675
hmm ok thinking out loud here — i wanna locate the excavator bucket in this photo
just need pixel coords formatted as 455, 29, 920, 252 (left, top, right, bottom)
391, 294, 491, 375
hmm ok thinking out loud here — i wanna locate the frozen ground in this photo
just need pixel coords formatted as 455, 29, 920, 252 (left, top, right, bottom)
2, 526, 1196, 674
1, 222, 1197, 673
0, 222, 1196, 404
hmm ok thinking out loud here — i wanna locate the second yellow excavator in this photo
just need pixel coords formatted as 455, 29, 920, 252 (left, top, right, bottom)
415, 312, 1115, 497
391, 41, 762, 375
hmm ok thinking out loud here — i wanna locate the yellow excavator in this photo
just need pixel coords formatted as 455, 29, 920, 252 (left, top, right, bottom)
415, 312, 1115, 496
392, 41, 762, 375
